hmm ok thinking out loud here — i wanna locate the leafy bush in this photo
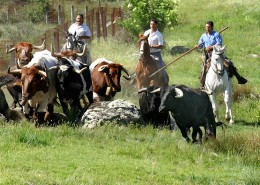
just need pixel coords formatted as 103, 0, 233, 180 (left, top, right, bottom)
23, 0, 50, 23
121, 0, 178, 39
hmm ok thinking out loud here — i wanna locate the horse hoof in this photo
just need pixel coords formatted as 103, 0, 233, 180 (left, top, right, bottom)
229, 119, 234, 125
225, 114, 231, 121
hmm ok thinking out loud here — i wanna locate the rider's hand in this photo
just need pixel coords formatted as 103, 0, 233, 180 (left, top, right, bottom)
205, 46, 213, 52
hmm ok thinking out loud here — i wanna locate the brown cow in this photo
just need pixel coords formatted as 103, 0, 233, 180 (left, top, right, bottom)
5, 40, 45, 108
90, 58, 131, 102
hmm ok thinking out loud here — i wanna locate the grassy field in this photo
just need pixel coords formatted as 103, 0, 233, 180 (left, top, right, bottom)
0, 0, 260, 184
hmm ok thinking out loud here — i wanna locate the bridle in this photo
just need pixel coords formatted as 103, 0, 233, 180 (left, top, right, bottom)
211, 52, 225, 76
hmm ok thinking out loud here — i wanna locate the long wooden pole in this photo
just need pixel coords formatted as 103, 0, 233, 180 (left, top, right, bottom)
149, 26, 229, 78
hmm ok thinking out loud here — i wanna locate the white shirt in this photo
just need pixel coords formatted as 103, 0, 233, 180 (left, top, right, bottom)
68, 23, 91, 40
144, 29, 163, 53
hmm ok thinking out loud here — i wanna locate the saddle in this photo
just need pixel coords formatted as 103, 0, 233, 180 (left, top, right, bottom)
200, 58, 234, 86
203, 58, 234, 77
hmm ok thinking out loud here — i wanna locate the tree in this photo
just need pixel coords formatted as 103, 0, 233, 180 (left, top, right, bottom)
121, 0, 178, 39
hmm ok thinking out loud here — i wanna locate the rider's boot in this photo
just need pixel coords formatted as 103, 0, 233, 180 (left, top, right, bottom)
230, 64, 247, 84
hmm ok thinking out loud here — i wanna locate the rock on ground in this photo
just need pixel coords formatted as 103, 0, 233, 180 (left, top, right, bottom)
81, 99, 140, 129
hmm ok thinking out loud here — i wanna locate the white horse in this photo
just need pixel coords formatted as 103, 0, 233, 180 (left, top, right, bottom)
205, 45, 234, 124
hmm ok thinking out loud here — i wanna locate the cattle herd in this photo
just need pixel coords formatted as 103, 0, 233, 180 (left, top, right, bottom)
0, 39, 224, 144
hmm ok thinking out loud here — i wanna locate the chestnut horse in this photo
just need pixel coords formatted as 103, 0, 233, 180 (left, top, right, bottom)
135, 34, 169, 90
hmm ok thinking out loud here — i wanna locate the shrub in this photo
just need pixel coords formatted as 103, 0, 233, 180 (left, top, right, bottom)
121, 0, 178, 39
23, 0, 50, 23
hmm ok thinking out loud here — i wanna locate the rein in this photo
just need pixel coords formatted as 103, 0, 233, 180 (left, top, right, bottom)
211, 54, 225, 76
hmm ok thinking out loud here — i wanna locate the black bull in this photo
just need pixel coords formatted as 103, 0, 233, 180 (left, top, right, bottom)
138, 86, 174, 129
153, 85, 222, 143
55, 58, 93, 119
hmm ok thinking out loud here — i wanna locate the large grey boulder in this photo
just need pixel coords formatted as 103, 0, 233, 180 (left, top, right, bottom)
81, 99, 140, 129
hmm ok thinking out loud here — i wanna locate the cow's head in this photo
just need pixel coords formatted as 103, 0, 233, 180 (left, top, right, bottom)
6, 40, 45, 68
138, 86, 161, 114
150, 86, 183, 113
8, 66, 49, 105
51, 43, 87, 60
97, 63, 131, 95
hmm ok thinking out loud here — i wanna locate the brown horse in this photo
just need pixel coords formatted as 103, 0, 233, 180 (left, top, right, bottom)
135, 34, 169, 90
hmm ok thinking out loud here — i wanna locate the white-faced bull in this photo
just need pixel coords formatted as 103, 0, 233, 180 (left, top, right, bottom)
152, 85, 222, 143
90, 58, 131, 102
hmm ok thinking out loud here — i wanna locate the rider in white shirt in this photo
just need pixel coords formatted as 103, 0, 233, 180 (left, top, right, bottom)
65, 14, 92, 65
143, 19, 168, 82
68, 14, 91, 42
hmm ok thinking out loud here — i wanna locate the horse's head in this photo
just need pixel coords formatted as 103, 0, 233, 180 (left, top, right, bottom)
65, 32, 84, 51
138, 34, 150, 55
212, 45, 226, 76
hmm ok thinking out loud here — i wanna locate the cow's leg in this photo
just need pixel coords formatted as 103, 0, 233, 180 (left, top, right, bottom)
44, 104, 55, 126
192, 126, 202, 144
35, 112, 45, 127
178, 124, 191, 142
86, 91, 93, 104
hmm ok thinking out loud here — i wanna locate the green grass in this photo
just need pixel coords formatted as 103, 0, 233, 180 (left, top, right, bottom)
0, 123, 259, 184
0, 0, 260, 184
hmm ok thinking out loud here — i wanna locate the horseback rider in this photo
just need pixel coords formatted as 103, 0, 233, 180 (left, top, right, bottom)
195, 21, 247, 88
131, 19, 169, 84
62, 14, 92, 65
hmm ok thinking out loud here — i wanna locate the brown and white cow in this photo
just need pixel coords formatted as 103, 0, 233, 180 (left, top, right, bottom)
9, 50, 58, 126
90, 58, 131, 101
6, 40, 46, 68
6, 40, 46, 108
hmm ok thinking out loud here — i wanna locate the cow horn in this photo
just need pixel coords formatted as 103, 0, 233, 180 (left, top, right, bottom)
8, 66, 22, 75
38, 70, 47, 77
150, 88, 161, 94
75, 44, 87, 57
32, 40, 45, 50
138, 87, 148, 93
122, 66, 131, 80
98, 65, 108, 72
175, 88, 183, 98
6, 46, 16, 53
73, 67, 88, 74
51, 44, 62, 58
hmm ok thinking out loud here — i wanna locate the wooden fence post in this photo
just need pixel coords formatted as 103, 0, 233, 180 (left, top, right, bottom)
53, 31, 60, 52
101, 7, 107, 39
45, 9, 48, 24
58, 5, 62, 24
6, 44, 15, 67
111, 8, 115, 36
85, 6, 88, 24
71, 5, 74, 24
96, 10, 101, 40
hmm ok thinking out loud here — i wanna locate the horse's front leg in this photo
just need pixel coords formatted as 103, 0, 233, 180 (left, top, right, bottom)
224, 86, 234, 124
209, 94, 220, 123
